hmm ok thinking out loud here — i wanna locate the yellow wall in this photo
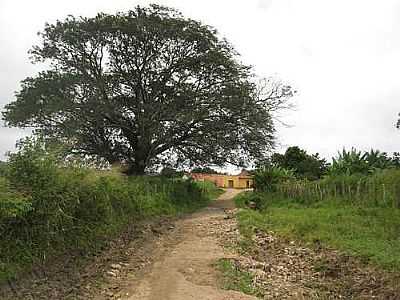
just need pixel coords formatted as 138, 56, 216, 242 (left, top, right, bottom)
238, 178, 254, 189
193, 173, 253, 189
221, 176, 253, 189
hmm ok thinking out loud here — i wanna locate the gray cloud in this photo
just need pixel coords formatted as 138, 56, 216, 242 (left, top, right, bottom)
0, 0, 399, 164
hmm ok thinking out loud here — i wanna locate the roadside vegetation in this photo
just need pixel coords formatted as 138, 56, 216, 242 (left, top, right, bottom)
0, 139, 220, 283
2, 3, 400, 298
216, 258, 262, 297
236, 147, 400, 271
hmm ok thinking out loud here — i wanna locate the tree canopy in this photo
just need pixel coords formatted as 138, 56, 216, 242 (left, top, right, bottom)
270, 146, 328, 180
190, 166, 219, 174
3, 5, 294, 174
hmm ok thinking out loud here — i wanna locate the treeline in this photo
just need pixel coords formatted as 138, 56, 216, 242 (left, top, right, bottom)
160, 166, 226, 177
254, 146, 400, 207
0, 140, 218, 282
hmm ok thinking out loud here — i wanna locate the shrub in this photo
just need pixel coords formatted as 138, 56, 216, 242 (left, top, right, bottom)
254, 166, 295, 192
0, 140, 215, 281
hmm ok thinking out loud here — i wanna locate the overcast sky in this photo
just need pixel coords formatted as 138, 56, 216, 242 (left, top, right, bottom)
1, 0, 400, 163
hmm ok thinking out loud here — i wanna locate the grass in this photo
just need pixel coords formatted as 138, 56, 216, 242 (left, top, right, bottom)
0, 155, 221, 283
195, 180, 225, 199
216, 258, 262, 297
234, 191, 400, 271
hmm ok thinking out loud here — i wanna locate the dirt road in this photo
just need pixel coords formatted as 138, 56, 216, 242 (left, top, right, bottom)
3, 188, 398, 299
125, 188, 255, 300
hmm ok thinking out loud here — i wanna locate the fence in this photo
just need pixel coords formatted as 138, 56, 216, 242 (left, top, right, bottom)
274, 173, 400, 208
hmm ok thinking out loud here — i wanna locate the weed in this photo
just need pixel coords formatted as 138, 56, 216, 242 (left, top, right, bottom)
0, 143, 220, 282
216, 258, 263, 297
234, 192, 400, 271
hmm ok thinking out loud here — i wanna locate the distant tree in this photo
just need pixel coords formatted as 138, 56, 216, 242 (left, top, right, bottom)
364, 149, 392, 170
391, 152, 400, 167
2, 5, 294, 175
270, 146, 328, 180
191, 167, 218, 174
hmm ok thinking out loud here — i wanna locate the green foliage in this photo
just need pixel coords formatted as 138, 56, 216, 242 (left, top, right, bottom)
329, 148, 397, 176
0, 161, 8, 176
216, 258, 263, 297
6, 137, 60, 190
330, 148, 370, 175
364, 149, 393, 169
3, 4, 294, 174
235, 166, 400, 271
235, 193, 400, 270
0, 141, 218, 282
160, 167, 183, 178
253, 166, 295, 192
237, 146, 400, 272
191, 166, 218, 174
0, 178, 32, 219
194, 180, 224, 199
391, 152, 400, 167
265, 168, 400, 208
234, 191, 269, 210
270, 146, 328, 180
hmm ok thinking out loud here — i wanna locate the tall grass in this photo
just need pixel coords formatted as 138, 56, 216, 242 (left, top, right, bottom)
0, 144, 218, 282
235, 169, 400, 270
235, 192, 400, 270
273, 169, 400, 208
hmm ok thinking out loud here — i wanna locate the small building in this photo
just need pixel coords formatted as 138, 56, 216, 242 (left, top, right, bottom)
190, 169, 253, 189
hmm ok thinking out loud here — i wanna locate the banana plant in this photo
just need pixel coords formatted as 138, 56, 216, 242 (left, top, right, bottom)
329, 148, 393, 175
254, 166, 295, 192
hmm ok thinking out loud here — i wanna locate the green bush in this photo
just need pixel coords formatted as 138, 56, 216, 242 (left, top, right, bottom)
254, 166, 295, 192
0, 140, 216, 282
194, 180, 224, 199
235, 192, 400, 270
0, 178, 31, 220
234, 167, 400, 270
235, 192, 268, 210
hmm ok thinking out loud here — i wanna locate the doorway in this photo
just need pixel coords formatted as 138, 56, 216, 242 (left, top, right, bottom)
228, 180, 234, 188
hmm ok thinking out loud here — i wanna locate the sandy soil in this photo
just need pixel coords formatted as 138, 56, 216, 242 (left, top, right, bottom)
123, 188, 255, 300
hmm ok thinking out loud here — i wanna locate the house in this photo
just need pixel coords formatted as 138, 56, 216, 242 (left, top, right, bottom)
190, 169, 253, 189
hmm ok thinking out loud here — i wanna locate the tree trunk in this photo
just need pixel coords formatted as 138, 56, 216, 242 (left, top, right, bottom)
125, 159, 146, 175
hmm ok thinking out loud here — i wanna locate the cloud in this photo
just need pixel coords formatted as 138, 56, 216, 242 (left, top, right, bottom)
0, 0, 399, 163
257, 0, 273, 10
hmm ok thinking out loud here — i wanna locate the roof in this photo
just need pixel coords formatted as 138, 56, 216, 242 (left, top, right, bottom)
238, 169, 251, 176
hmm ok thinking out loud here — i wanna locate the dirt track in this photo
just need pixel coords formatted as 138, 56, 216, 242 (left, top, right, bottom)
124, 188, 254, 300
0, 189, 250, 300
4, 188, 397, 299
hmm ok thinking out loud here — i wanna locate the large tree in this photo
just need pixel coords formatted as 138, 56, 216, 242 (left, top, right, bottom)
271, 146, 328, 180
3, 5, 294, 174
